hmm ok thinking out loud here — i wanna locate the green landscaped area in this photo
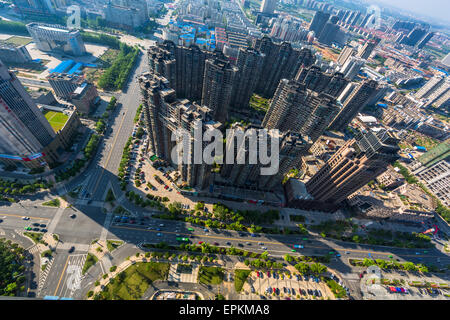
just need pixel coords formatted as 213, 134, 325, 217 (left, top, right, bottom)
43, 111, 69, 132
234, 269, 251, 292
94, 262, 169, 300
198, 266, 224, 285
23, 232, 43, 244
249, 94, 270, 114
106, 240, 123, 252
42, 198, 60, 207
4, 36, 32, 46
82, 253, 98, 275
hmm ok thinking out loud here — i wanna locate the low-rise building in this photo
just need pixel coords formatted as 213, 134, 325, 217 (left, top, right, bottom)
0, 41, 33, 64
69, 82, 99, 115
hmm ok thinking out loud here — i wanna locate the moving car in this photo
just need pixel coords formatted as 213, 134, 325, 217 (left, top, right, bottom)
22, 217, 30, 220
68, 246, 75, 253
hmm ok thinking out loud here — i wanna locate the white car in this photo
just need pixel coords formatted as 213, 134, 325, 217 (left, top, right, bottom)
261, 247, 267, 250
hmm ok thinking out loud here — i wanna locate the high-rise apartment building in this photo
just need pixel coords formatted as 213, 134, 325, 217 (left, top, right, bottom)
104, 0, 149, 29
416, 32, 434, 49
201, 58, 237, 123
415, 75, 450, 109
260, 0, 278, 14
416, 159, 450, 207
262, 79, 340, 143
252, 36, 315, 98
337, 45, 355, 66
328, 79, 379, 132
309, 11, 330, 37
415, 75, 445, 99
339, 56, 365, 80
26, 23, 86, 56
231, 47, 264, 109
221, 125, 309, 190
403, 27, 428, 46
306, 129, 400, 204
138, 73, 220, 189
317, 16, 340, 45
147, 41, 221, 102
356, 38, 380, 60
0, 60, 55, 165
294, 65, 349, 98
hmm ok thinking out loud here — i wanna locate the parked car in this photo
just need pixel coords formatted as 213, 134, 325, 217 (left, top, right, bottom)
68, 246, 75, 253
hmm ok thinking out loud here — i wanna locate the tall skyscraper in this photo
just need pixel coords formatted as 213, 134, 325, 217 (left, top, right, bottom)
231, 47, 265, 109
0, 60, 56, 163
147, 41, 221, 102
294, 65, 349, 98
138, 73, 219, 189
317, 16, 340, 45
337, 45, 356, 66
416, 32, 434, 49
221, 125, 309, 190
309, 11, 330, 37
252, 36, 315, 98
339, 56, 366, 80
402, 27, 428, 46
262, 79, 340, 143
260, 0, 278, 14
356, 38, 380, 60
201, 58, 237, 123
328, 79, 379, 132
306, 129, 400, 204
415, 75, 446, 99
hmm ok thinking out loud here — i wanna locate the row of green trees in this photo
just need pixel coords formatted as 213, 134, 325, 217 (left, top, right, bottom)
81, 31, 121, 49
97, 44, 140, 91
293, 262, 328, 275
212, 203, 279, 225
0, 179, 52, 196
55, 134, 100, 182
351, 258, 433, 273
0, 19, 28, 35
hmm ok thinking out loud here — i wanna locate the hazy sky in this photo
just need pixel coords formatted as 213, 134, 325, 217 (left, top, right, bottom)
374, 0, 450, 22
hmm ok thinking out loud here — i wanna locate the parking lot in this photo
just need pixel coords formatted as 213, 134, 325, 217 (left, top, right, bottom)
242, 270, 335, 300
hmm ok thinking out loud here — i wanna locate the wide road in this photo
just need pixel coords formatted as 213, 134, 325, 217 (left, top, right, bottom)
105, 219, 450, 267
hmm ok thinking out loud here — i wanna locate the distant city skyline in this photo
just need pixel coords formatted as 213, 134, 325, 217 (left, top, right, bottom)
372, 0, 450, 24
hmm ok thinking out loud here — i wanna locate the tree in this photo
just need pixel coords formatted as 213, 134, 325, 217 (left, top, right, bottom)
403, 262, 417, 272
260, 251, 269, 261
294, 263, 310, 274
310, 263, 327, 275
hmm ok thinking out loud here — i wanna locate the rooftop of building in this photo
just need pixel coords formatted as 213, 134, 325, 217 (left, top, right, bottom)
26, 23, 77, 34
42, 109, 70, 133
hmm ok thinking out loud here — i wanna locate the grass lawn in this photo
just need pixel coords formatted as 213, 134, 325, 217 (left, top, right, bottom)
106, 240, 123, 252
99, 262, 169, 300
44, 111, 69, 132
4, 36, 32, 46
24, 232, 43, 244
42, 198, 60, 207
198, 266, 224, 285
82, 253, 98, 275
234, 269, 251, 292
